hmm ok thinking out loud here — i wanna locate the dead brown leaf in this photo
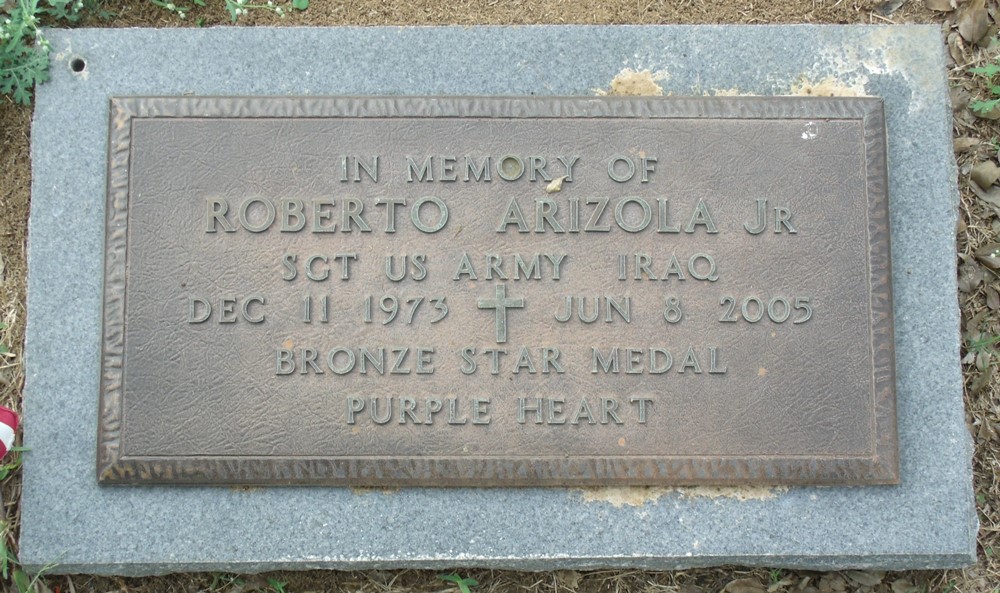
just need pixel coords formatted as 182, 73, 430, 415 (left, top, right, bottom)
555, 570, 581, 589
988, 284, 1000, 309
724, 578, 768, 593
959, 258, 985, 292
971, 362, 995, 393
959, 0, 991, 43
977, 415, 997, 442
987, 285, 1000, 309
955, 136, 981, 152
969, 177, 1000, 208
844, 571, 885, 588
926, 0, 957, 10
948, 31, 969, 64
890, 578, 917, 593
966, 307, 989, 333
817, 574, 847, 593
875, 0, 904, 16
953, 85, 973, 111
972, 160, 1000, 188
975, 242, 1000, 269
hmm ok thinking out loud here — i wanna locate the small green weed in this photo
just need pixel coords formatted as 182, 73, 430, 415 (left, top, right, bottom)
1, 0, 51, 105
439, 573, 478, 593
0, 0, 97, 105
0, 529, 56, 593
0, 446, 25, 480
0, 524, 17, 581
224, 0, 307, 23
0, 0, 312, 104
149, 0, 204, 20
0, 323, 8, 355
970, 60, 1000, 116
968, 332, 1000, 356
209, 573, 245, 590
10, 561, 57, 593
266, 577, 288, 593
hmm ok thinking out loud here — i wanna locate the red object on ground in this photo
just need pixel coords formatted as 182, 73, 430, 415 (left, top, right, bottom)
0, 406, 17, 458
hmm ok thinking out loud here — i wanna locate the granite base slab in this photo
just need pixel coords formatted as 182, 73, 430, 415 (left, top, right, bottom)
21, 25, 975, 574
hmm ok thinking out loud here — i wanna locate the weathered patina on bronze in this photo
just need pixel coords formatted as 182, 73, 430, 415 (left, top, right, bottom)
97, 96, 897, 486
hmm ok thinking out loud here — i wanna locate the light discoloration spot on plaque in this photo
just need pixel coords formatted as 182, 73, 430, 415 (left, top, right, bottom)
577, 487, 670, 507
545, 175, 567, 193
789, 76, 865, 98
677, 486, 788, 501
596, 68, 667, 96
577, 485, 787, 507
707, 88, 755, 97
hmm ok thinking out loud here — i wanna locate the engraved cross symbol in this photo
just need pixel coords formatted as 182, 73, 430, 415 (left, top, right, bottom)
477, 284, 525, 344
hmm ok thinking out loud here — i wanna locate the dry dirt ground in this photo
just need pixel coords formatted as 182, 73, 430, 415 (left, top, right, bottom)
1, 1, 998, 592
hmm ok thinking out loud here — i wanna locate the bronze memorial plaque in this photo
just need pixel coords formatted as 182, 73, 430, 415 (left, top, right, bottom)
97, 96, 897, 486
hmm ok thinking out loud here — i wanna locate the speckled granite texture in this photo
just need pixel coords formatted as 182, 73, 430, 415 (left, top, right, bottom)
22, 26, 974, 574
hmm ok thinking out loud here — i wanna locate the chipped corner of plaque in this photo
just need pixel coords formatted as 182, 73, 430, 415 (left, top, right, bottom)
595, 68, 669, 97
574, 485, 789, 507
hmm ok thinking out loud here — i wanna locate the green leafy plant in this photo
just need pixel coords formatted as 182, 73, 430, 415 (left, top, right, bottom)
0, 0, 50, 105
0, 447, 25, 480
970, 61, 1000, 115
439, 573, 478, 593
223, 0, 307, 23
149, 0, 204, 20
0, 0, 95, 105
0, 323, 8, 356
0, 0, 314, 104
266, 577, 288, 593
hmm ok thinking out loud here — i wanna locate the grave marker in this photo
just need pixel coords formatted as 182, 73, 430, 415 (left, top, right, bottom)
22, 25, 975, 574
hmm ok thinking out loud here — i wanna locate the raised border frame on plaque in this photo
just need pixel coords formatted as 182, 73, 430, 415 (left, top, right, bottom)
97, 96, 896, 486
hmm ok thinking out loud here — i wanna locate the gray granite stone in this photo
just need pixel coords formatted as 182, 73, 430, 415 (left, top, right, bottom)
22, 25, 974, 574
